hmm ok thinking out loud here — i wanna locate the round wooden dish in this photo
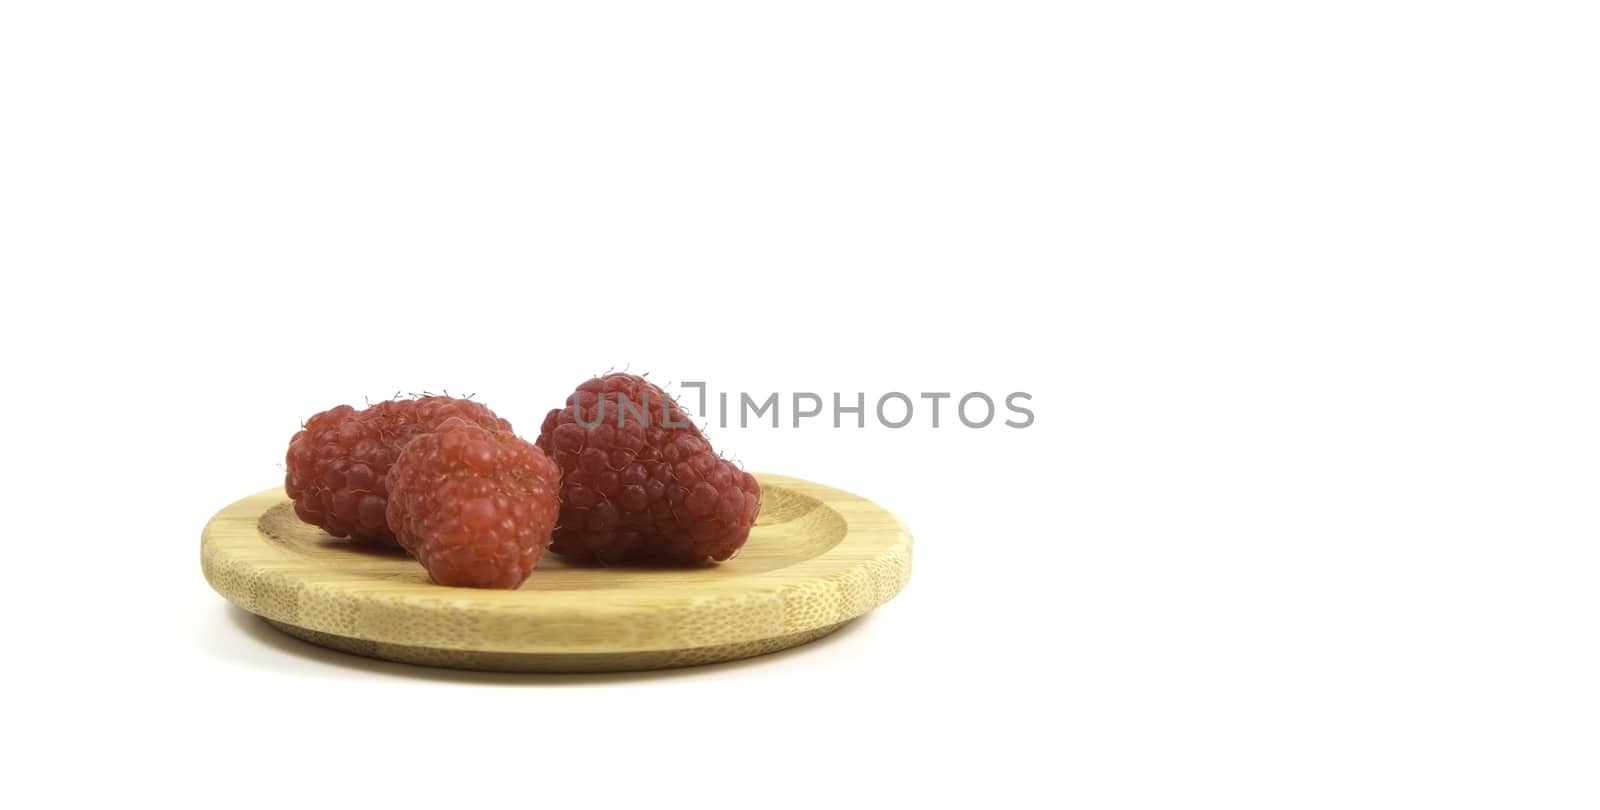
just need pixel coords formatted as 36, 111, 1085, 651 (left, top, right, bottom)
201, 473, 912, 673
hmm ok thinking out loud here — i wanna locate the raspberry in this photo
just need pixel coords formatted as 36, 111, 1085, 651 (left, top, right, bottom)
284, 396, 511, 541
385, 418, 562, 589
536, 374, 762, 565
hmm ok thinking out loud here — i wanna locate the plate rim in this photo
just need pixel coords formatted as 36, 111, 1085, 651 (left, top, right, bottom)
201, 472, 912, 655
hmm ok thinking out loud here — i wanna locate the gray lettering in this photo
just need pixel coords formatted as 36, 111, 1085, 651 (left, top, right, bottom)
617, 391, 649, 427
958, 392, 994, 428
575, 393, 605, 428
919, 392, 951, 427
679, 381, 707, 418
834, 392, 865, 428
1005, 392, 1034, 428
793, 392, 823, 427
877, 392, 913, 428
661, 392, 690, 428
741, 392, 779, 427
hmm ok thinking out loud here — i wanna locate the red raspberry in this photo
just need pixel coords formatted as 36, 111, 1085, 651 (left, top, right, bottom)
385, 418, 562, 589
536, 374, 762, 565
284, 396, 511, 541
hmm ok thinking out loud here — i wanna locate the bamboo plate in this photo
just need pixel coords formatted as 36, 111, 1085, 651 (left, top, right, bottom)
201, 473, 912, 673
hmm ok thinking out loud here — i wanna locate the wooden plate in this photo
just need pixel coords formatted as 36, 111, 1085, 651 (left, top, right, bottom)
201, 473, 912, 672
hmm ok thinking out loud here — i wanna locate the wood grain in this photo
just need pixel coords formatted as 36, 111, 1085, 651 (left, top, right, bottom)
201, 473, 912, 672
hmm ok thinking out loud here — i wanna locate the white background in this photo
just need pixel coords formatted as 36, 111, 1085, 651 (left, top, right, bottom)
2, 2, 1597, 807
